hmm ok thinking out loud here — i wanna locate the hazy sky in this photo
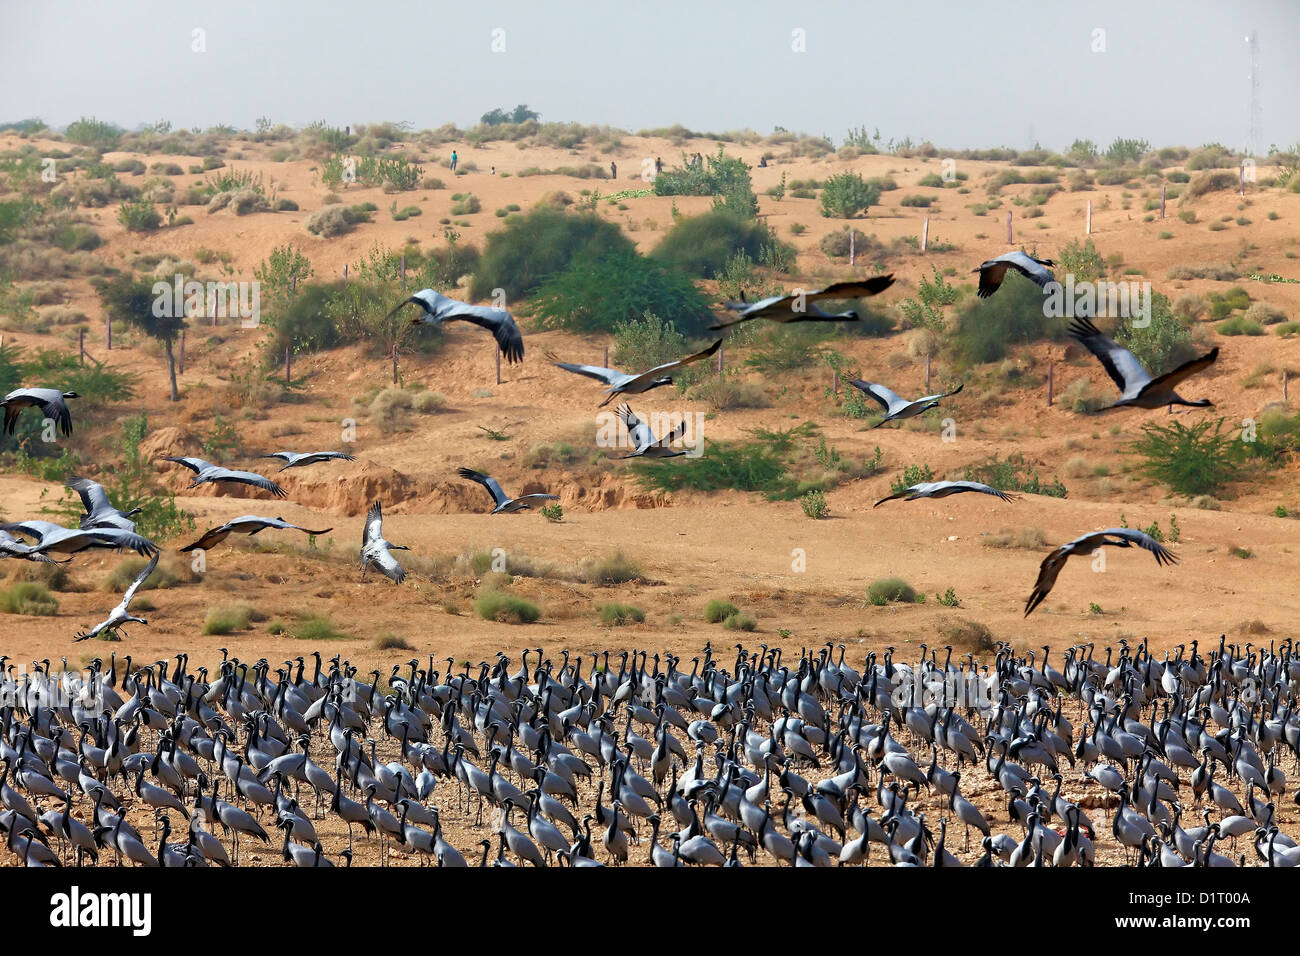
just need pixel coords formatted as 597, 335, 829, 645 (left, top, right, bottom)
2, 0, 1297, 151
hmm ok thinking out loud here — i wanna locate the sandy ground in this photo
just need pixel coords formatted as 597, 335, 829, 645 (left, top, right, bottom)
2, 131, 1299, 865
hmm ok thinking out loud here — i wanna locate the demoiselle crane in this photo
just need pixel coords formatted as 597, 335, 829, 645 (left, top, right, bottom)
0, 520, 158, 558
551, 339, 723, 407
874, 480, 1018, 508
391, 289, 524, 364
360, 501, 408, 584
457, 467, 559, 514
973, 251, 1056, 298
1025, 528, 1178, 616
161, 457, 287, 498
1068, 316, 1218, 410
260, 451, 357, 471
710, 276, 896, 329
66, 477, 141, 532
616, 404, 687, 459
179, 515, 333, 553
74, 552, 158, 642
1, 387, 78, 436
847, 380, 963, 427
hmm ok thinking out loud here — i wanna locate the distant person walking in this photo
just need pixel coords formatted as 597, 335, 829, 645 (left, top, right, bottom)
610, 160, 617, 179
450, 150, 458, 173
655, 156, 663, 175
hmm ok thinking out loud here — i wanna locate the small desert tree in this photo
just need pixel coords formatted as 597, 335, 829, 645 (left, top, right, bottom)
100, 274, 186, 401
253, 243, 314, 323
820, 172, 879, 219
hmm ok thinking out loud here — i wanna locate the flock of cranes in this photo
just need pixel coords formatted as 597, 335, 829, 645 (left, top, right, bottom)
1, 634, 1298, 868
0, 248, 1240, 867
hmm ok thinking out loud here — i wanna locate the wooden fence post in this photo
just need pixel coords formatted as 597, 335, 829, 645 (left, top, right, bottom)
1284, 368, 1290, 403
79, 328, 85, 366
106, 314, 112, 350
1239, 164, 1246, 197
603, 345, 609, 368
495, 345, 501, 386
717, 345, 724, 382
1047, 358, 1054, 406
285, 345, 291, 383
921, 217, 929, 252
343, 263, 348, 281
1006, 210, 1013, 244
400, 254, 406, 283
925, 353, 931, 393
832, 368, 839, 394
1160, 184, 1166, 219
849, 228, 855, 267
1086, 201, 1091, 236
392, 343, 399, 384
179, 330, 185, 375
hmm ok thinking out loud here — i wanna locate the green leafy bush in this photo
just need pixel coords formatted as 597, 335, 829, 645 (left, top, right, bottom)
470, 207, 632, 301
964, 453, 1068, 498
653, 148, 753, 199
598, 602, 645, 626
304, 204, 367, 237
820, 171, 880, 218
117, 198, 161, 232
203, 603, 253, 634
530, 249, 714, 335
65, 117, 123, 149
614, 312, 687, 371
651, 210, 785, 279
704, 599, 739, 623
800, 488, 829, 518
1113, 292, 1197, 373
1133, 417, 1243, 496
0, 581, 58, 615
890, 464, 934, 493
475, 589, 540, 623
867, 577, 917, 605
948, 265, 1066, 364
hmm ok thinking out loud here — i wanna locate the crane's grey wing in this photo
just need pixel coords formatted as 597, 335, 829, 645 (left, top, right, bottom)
436, 299, 525, 365
1097, 528, 1179, 566
120, 553, 160, 608
846, 380, 904, 413
81, 529, 158, 557
162, 456, 212, 475
616, 404, 654, 452
1136, 348, 1218, 402
915, 383, 964, 404
363, 501, 385, 546
388, 289, 440, 322
872, 486, 916, 508
0, 519, 65, 542
74, 617, 111, 642
211, 469, 288, 498
940, 481, 1019, 503
1068, 317, 1151, 396
808, 275, 896, 301
284, 522, 333, 535
1025, 546, 1071, 616
179, 524, 231, 553
513, 494, 559, 505
49, 394, 74, 436
975, 260, 1009, 298
634, 339, 724, 388
67, 476, 112, 516
371, 546, 406, 585
554, 363, 622, 386
457, 467, 509, 507
654, 416, 688, 447
1004, 251, 1056, 288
